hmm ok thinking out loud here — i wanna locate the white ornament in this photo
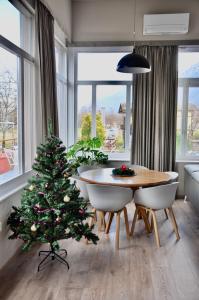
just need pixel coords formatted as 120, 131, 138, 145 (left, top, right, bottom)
31, 224, 37, 232
63, 195, 70, 202
29, 185, 34, 191
65, 228, 70, 234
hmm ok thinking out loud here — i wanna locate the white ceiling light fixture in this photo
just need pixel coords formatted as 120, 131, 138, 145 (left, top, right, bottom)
116, 0, 151, 74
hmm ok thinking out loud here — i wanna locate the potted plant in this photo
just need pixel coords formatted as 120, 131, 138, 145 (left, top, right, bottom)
67, 137, 108, 174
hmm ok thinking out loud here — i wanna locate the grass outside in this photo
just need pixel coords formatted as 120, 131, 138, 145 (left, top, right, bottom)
0, 128, 17, 150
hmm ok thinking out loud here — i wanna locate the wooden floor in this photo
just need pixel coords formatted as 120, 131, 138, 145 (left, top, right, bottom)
1, 200, 199, 300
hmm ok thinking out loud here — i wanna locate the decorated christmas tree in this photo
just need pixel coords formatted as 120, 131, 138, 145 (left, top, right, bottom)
7, 133, 98, 270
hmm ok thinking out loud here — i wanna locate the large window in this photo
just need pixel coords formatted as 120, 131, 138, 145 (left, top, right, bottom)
177, 48, 199, 159
55, 41, 67, 146
76, 51, 132, 158
0, 0, 34, 185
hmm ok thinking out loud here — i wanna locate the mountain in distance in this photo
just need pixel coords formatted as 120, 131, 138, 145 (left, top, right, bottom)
81, 62, 199, 113
181, 63, 199, 78
96, 89, 126, 113
99, 62, 199, 110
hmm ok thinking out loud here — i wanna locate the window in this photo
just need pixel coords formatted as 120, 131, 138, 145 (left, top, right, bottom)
75, 51, 132, 159
55, 41, 67, 146
177, 48, 199, 159
0, 0, 34, 185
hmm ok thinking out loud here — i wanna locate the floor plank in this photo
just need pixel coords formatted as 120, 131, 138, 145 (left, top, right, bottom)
0, 200, 199, 300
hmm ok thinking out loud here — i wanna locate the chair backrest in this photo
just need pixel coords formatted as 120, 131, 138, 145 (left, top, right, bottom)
128, 164, 148, 170
86, 184, 133, 212
134, 182, 179, 210
70, 176, 89, 200
77, 164, 102, 175
165, 171, 179, 183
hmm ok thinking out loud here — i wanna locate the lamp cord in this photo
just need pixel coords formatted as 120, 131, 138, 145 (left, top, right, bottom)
133, 0, 136, 49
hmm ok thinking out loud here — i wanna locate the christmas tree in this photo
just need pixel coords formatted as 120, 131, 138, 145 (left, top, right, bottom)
7, 134, 98, 269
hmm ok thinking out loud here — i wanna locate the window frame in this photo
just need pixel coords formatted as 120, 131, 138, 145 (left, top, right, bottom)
0, 0, 34, 193
55, 39, 68, 147
177, 46, 199, 161
73, 46, 133, 160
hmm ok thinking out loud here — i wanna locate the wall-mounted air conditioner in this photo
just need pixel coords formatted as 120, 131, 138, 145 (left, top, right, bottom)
143, 13, 190, 35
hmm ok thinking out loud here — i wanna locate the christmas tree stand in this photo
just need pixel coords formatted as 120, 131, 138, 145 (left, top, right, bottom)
38, 248, 69, 272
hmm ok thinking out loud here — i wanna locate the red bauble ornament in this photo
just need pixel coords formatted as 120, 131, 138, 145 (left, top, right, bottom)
79, 209, 85, 216
121, 164, 127, 171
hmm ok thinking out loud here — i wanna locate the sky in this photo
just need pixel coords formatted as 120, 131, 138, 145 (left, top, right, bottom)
77, 52, 199, 111
0, 0, 20, 47
178, 52, 199, 75
78, 53, 133, 81
1, 0, 199, 110
0, 0, 19, 74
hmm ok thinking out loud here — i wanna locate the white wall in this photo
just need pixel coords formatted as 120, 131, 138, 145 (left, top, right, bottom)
0, 191, 22, 270
72, 0, 199, 42
45, 0, 72, 41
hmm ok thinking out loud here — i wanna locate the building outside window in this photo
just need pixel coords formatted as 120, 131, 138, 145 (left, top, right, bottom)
0, 0, 34, 185
177, 47, 199, 160
75, 50, 132, 159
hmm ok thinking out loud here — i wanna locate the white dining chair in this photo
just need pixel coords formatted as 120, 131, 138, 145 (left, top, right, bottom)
163, 172, 179, 219
77, 164, 103, 175
70, 175, 89, 200
128, 164, 148, 170
165, 171, 179, 182
77, 165, 104, 225
131, 182, 180, 248
86, 184, 133, 250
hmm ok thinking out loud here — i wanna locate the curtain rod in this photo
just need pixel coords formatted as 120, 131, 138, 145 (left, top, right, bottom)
69, 39, 199, 48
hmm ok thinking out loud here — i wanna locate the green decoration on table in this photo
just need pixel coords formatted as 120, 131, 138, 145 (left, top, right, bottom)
112, 164, 136, 177
7, 134, 99, 259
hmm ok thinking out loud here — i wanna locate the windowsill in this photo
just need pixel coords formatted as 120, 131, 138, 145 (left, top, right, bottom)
0, 171, 32, 203
108, 152, 130, 161
176, 159, 199, 163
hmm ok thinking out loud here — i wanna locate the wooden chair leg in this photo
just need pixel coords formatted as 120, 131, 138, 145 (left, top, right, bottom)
130, 207, 139, 236
150, 211, 154, 232
93, 208, 97, 222
105, 212, 114, 234
168, 207, 180, 241
97, 211, 102, 232
164, 208, 168, 219
123, 207, 130, 239
137, 210, 142, 220
86, 208, 96, 244
102, 211, 107, 230
151, 210, 160, 248
140, 208, 151, 234
88, 208, 96, 228
115, 211, 121, 250
97, 211, 107, 231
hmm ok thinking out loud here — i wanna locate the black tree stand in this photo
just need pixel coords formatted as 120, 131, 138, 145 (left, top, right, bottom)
38, 244, 69, 272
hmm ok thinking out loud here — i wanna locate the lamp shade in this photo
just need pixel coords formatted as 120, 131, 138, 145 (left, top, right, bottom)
117, 49, 151, 74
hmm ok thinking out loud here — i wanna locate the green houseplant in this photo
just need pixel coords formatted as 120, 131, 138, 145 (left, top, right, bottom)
67, 137, 108, 174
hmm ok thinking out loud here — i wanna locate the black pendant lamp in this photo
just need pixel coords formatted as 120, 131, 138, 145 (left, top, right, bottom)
117, 49, 151, 73
116, 0, 151, 74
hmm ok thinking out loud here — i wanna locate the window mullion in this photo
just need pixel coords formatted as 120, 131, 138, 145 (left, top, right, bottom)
91, 84, 96, 137
181, 84, 189, 157
125, 84, 131, 152
18, 57, 25, 174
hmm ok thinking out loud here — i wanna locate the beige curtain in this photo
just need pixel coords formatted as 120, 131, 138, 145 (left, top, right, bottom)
36, 0, 59, 136
131, 46, 178, 171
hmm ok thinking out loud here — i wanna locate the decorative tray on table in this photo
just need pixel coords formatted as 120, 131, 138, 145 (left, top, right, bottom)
112, 165, 136, 177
